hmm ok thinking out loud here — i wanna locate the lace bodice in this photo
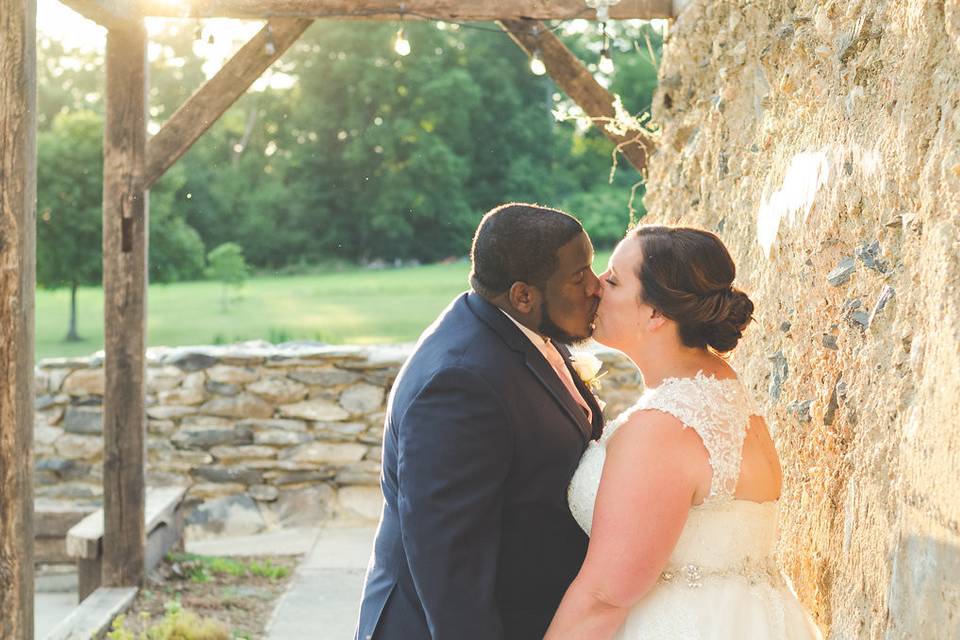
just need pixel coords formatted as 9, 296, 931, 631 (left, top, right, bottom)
568, 371, 762, 534
566, 373, 823, 639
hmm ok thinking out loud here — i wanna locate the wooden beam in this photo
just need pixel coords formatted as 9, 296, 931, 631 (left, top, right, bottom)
499, 18, 654, 175
102, 20, 148, 590
0, 1, 37, 638
144, 18, 312, 188
136, 0, 674, 20
58, 0, 137, 29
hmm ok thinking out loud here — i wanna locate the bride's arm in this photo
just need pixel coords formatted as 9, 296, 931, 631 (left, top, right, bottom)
545, 410, 709, 639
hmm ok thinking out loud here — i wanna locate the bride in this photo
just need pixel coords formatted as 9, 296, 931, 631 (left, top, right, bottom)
547, 225, 823, 639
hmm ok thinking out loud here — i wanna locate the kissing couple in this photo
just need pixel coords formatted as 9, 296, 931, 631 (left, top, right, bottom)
356, 203, 823, 639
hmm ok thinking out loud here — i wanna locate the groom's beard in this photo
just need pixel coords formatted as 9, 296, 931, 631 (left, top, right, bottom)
538, 299, 591, 346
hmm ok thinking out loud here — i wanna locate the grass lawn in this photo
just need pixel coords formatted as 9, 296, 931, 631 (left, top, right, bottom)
36, 251, 614, 360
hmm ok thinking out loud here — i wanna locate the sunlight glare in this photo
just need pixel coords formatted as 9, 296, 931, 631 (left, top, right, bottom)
756, 149, 831, 257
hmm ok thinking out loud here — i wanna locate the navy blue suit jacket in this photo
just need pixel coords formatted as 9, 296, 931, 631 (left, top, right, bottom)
355, 292, 603, 640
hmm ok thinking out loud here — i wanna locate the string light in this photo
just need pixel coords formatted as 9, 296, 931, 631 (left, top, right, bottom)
394, 3, 411, 56
529, 49, 547, 75
598, 22, 614, 74
264, 23, 277, 56
394, 27, 411, 56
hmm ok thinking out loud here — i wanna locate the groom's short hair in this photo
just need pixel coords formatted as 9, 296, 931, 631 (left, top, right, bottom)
469, 203, 584, 298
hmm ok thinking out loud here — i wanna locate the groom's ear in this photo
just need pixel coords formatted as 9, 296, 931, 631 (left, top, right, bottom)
508, 281, 538, 314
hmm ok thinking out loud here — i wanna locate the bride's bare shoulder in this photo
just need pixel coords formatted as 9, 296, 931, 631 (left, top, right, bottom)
607, 409, 712, 468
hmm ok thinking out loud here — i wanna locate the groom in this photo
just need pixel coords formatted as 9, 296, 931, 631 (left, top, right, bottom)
355, 203, 605, 640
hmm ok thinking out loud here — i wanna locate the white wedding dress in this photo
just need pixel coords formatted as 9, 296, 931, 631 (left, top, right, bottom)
568, 372, 823, 639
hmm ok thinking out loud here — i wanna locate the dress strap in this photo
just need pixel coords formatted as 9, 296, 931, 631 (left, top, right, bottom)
631, 372, 754, 502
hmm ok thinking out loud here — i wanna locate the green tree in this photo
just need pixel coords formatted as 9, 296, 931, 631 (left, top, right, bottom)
205, 242, 249, 312
37, 110, 206, 341
37, 111, 103, 341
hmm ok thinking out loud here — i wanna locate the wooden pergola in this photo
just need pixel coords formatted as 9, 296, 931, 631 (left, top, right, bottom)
1, 1, 674, 636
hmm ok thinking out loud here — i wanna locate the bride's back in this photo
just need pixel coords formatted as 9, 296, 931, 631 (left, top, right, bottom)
732, 413, 783, 504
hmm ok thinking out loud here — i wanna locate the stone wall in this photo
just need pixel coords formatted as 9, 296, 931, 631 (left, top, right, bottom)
645, 1, 960, 637
34, 342, 642, 540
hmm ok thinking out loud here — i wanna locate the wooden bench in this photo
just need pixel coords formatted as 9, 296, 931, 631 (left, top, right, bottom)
65, 486, 188, 602
35, 501, 97, 565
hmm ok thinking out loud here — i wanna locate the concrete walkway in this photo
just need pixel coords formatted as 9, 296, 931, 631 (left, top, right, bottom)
266, 527, 376, 640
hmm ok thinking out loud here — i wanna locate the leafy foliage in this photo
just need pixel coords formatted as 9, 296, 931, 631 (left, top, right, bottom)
37, 21, 662, 279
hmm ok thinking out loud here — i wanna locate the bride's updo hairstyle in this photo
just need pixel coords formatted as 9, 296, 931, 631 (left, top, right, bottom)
632, 225, 754, 354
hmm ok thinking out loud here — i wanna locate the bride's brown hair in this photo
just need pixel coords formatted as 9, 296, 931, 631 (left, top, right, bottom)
631, 225, 754, 354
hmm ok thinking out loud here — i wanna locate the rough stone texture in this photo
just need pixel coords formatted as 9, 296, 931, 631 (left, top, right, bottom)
33, 344, 644, 541
207, 364, 259, 384
339, 383, 386, 414
172, 426, 254, 450
247, 376, 309, 404
186, 494, 266, 538
157, 386, 207, 406
61, 369, 105, 396
54, 434, 103, 460
201, 393, 274, 419
262, 484, 337, 529
644, 1, 960, 636
338, 486, 385, 522
284, 442, 368, 465
62, 406, 102, 435
209, 445, 278, 462
279, 399, 350, 422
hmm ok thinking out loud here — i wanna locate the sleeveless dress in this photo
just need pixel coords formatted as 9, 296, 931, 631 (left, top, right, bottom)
567, 372, 823, 639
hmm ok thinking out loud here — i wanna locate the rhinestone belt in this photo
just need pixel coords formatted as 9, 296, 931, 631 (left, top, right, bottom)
658, 559, 786, 589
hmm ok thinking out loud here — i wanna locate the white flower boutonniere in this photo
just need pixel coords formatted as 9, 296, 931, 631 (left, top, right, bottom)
569, 352, 608, 412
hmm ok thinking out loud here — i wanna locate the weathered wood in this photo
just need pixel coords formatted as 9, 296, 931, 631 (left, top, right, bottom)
36, 502, 97, 538
58, 0, 136, 29
136, 0, 674, 20
67, 487, 187, 600
45, 586, 138, 640
144, 18, 313, 188
65, 511, 104, 560
499, 18, 654, 174
67, 486, 187, 560
78, 558, 102, 603
102, 20, 149, 590
36, 537, 73, 564
0, 1, 37, 638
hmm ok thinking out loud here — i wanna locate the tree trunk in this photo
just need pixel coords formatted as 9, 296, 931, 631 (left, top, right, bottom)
65, 281, 82, 341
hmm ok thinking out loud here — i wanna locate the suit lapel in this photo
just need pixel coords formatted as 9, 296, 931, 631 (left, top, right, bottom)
466, 293, 593, 442
523, 353, 593, 442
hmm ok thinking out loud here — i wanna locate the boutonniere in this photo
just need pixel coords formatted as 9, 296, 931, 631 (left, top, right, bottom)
569, 352, 608, 412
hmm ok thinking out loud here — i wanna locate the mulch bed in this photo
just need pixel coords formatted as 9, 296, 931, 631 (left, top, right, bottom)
111, 553, 302, 640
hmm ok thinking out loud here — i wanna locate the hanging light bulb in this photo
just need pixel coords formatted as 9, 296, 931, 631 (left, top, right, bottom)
598, 22, 614, 74
394, 27, 411, 56
530, 50, 547, 76
599, 48, 615, 74
264, 23, 277, 56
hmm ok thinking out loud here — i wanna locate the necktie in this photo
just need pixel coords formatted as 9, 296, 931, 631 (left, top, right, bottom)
544, 341, 592, 424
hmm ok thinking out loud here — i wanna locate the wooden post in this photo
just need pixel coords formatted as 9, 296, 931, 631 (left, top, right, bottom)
499, 18, 655, 175
0, 0, 37, 638
102, 20, 148, 589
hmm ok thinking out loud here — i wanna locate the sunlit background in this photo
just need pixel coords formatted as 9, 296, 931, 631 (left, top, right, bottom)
34, 1, 663, 358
